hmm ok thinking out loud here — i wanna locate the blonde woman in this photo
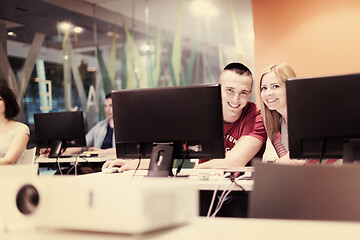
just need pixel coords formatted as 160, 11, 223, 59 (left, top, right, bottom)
258, 63, 305, 164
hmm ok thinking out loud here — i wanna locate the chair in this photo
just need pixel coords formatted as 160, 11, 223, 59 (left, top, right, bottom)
15, 147, 38, 175
249, 162, 360, 221
18, 147, 37, 165
0, 147, 38, 177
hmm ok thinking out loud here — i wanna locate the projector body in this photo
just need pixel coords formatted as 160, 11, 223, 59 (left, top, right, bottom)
0, 174, 198, 234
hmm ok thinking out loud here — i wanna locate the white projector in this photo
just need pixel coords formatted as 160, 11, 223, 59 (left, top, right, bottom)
0, 165, 39, 231
0, 175, 198, 234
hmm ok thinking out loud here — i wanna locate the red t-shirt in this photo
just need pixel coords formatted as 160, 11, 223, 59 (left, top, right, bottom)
199, 102, 267, 164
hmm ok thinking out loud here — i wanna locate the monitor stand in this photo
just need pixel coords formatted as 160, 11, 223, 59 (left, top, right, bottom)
147, 142, 174, 177
48, 140, 63, 158
343, 138, 360, 163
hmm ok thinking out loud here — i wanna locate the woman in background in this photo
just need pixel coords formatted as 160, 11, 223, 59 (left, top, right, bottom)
258, 63, 305, 165
0, 85, 29, 164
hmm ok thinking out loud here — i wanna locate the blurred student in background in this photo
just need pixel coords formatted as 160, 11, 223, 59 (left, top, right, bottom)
40, 93, 115, 173
41, 93, 116, 156
85, 93, 115, 154
0, 85, 29, 165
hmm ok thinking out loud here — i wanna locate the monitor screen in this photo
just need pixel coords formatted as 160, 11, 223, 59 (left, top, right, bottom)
112, 84, 225, 177
286, 73, 360, 162
34, 111, 87, 158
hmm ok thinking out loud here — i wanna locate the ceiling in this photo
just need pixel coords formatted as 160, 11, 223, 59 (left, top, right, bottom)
0, 0, 254, 65
0, 0, 253, 51
82, 0, 254, 48
0, 0, 115, 51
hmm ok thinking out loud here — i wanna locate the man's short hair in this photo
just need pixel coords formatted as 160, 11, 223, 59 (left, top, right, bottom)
224, 62, 252, 76
0, 85, 20, 119
105, 93, 112, 99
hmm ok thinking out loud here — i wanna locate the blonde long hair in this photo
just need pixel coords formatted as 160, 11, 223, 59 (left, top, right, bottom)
257, 63, 296, 141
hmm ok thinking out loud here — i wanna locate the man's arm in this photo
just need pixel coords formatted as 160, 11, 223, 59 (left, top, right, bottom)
195, 135, 263, 169
85, 126, 96, 148
274, 153, 306, 165
87, 147, 116, 155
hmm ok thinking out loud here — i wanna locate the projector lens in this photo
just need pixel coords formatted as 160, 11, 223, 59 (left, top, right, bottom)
16, 184, 39, 215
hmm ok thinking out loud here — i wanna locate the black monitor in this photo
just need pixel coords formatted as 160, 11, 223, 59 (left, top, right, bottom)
34, 111, 87, 158
111, 84, 225, 177
286, 73, 360, 163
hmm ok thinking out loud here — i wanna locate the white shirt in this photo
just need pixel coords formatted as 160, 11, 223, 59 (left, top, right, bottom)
0, 121, 30, 163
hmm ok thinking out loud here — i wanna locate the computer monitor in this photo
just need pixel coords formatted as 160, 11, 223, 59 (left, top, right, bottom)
111, 84, 225, 177
34, 111, 87, 158
286, 73, 360, 163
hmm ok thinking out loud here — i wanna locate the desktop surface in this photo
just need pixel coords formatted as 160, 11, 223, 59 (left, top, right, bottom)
98, 167, 254, 191
2, 217, 360, 240
35, 154, 116, 163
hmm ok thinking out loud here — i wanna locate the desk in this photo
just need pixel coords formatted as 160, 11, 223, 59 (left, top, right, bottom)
35, 154, 116, 174
2, 217, 360, 240
84, 169, 253, 218
35, 154, 116, 163
188, 171, 252, 218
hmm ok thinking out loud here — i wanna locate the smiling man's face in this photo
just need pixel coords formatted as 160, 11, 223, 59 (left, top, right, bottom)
219, 70, 253, 123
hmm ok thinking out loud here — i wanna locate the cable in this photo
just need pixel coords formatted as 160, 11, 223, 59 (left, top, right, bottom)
175, 141, 187, 177
209, 174, 249, 218
132, 144, 142, 178
319, 138, 327, 164
207, 181, 220, 217
230, 174, 247, 192
66, 163, 75, 175
54, 147, 67, 175
132, 157, 141, 178
212, 190, 233, 217
207, 173, 232, 218
56, 156, 63, 175
211, 182, 233, 217
34, 154, 41, 162
66, 153, 82, 175
79, 155, 96, 173
75, 155, 77, 176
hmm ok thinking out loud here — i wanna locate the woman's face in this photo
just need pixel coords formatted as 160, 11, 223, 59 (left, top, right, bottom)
260, 71, 287, 115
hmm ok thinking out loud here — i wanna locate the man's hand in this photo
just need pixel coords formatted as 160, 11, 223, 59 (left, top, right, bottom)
102, 159, 151, 173
39, 148, 51, 157
87, 147, 101, 152
102, 159, 138, 173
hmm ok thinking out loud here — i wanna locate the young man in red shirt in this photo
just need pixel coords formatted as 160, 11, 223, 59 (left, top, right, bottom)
196, 62, 266, 168
102, 62, 266, 172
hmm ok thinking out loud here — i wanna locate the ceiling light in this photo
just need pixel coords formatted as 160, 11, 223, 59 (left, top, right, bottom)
106, 31, 121, 38
73, 26, 83, 34
58, 21, 73, 32
141, 44, 151, 52
190, 0, 218, 18
7, 31, 17, 37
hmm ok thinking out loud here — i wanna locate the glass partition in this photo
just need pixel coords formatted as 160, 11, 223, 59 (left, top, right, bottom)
0, 0, 254, 147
